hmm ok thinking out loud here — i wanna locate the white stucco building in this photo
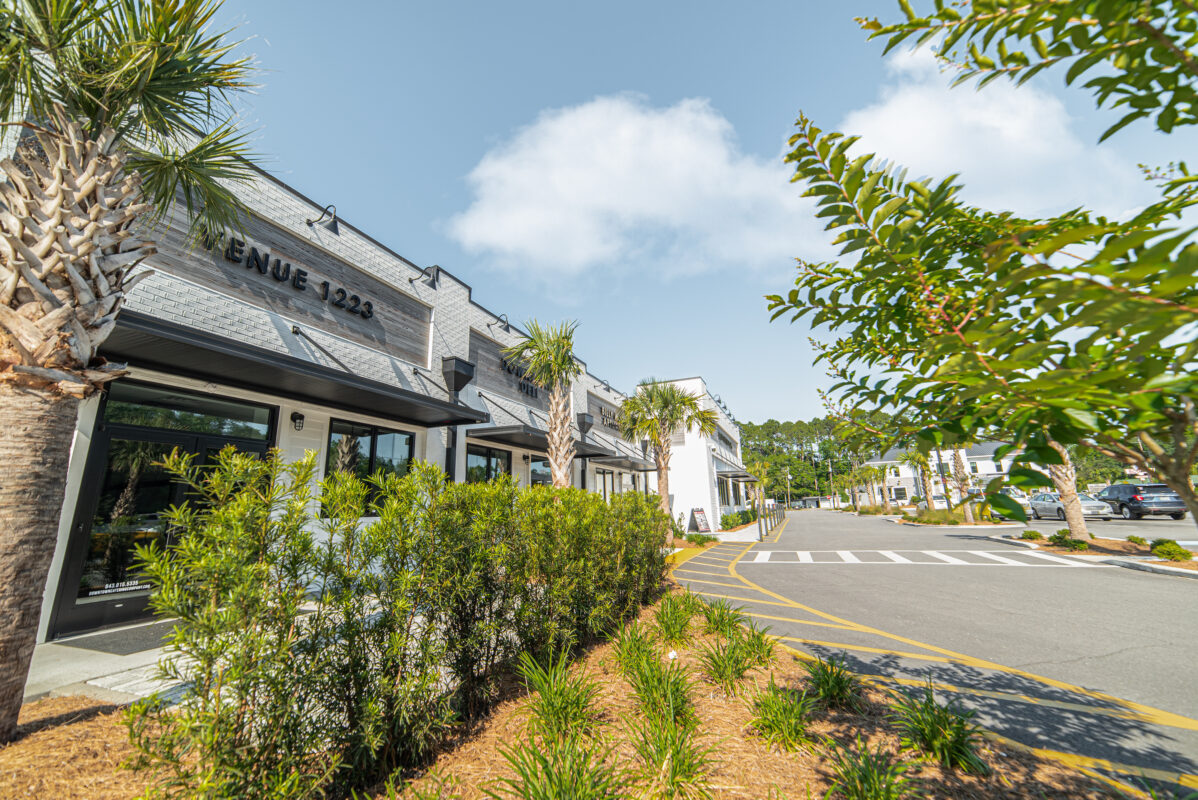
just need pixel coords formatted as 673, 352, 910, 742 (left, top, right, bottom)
660, 378, 754, 535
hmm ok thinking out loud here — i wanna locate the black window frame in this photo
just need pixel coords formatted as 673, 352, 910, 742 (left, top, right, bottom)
326, 418, 416, 479
465, 443, 512, 483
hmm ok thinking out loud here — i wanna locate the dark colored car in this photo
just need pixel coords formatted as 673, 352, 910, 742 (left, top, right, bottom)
1094, 484, 1187, 520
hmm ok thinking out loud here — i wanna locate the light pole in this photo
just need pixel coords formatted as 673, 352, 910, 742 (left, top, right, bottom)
785, 466, 792, 509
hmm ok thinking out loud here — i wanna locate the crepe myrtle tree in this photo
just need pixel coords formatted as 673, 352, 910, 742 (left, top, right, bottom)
0, 0, 256, 741
502, 319, 583, 489
767, 0, 1198, 532
619, 379, 718, 519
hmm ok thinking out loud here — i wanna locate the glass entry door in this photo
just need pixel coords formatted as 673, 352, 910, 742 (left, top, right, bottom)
50, 382, 274, 638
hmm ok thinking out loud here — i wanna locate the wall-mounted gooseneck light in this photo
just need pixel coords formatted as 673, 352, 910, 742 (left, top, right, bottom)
305, 204, 339, 235
409, 264, 440, 288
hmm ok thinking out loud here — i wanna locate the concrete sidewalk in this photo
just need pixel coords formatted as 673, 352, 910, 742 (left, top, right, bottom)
25, 619, 183, 704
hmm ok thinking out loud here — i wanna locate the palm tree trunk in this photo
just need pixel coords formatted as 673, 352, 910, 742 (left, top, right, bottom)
546, 383, 574, 489
952, 450, 975, 524
654, 441, 672, 520
1047, 438, 1089, 539
0, 384, 80, 741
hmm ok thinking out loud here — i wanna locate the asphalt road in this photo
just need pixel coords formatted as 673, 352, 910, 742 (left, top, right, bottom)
672, 510, 1198, 793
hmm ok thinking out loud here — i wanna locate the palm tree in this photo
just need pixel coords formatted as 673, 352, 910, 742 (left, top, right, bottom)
1046, 437, 1090, 539
950, 448, 976, 524
619, 379, 718, 518
897, 451, 935, 509
747, 459, 770, 522
0, 0, 256, 741
502, 320, 582, 489
874, 465, 893, 513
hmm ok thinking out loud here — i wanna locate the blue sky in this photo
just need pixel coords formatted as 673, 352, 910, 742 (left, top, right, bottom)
215, 1, 1197, 423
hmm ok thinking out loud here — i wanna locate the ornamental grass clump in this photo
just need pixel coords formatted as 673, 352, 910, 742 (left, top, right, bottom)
484, 738, 625, 800
701, 598, 747, 638
749, 679, 817, 752
654, 593, 697, 646
804, 655, 866, 712
825, 737, 914, 800
613, 622, 657, 677
889, 682, 988, 774
696, 637, 756, 696
740, 620, 777, 667
628, 713, 716, 800
627, 653, 697, 729
518, 651, 603, 745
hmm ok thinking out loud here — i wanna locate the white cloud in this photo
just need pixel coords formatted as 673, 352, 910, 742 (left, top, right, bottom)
840, 49, 1146, 217
449, 95, 821, 282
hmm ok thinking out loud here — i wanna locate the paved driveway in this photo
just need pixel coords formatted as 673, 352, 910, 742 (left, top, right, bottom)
672, 510, 1198, 793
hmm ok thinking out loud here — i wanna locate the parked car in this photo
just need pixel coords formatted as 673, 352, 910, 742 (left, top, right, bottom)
991, 487, 1032, 520
917, 494, 948, 511
1028, 492, 1112, 521
1094, 484, 1187, 520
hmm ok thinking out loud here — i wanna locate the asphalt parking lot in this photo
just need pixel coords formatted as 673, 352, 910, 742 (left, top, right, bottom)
673, 511, 1198, 792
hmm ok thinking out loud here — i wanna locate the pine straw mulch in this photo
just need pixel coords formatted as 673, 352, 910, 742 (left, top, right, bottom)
392, 592, 1118, 800
0, 695, 145, 800
1036, 537, 1195, 562
1148, 559, 1197, 571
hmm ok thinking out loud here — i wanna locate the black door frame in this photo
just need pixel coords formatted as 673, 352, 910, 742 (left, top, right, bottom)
49, 400, 275, 639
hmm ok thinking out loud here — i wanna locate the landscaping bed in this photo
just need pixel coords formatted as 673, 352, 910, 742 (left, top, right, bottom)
0, 695, 144, 800
0, 592, 1127, 799
395, 591, 1119, 800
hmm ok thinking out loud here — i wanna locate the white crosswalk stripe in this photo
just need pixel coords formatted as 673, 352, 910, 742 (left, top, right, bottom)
738, 549, 1108, 568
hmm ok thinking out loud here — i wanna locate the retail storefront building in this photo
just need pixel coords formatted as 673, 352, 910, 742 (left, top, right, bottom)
37, 168, 656, 641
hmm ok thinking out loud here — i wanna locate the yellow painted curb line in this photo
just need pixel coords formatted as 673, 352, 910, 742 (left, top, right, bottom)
665, 547, 708, 568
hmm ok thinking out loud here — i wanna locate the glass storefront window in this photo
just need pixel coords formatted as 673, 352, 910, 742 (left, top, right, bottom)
326, 420, 415, 479
104, 381, 272, 440
530, 456, 551, 486
466, 444, 511, 483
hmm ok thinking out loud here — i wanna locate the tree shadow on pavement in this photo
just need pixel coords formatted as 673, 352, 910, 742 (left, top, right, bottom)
800, 645, 1198, 791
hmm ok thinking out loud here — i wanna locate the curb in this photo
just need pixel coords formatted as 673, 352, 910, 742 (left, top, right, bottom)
987, 535, 1040, 550
1102, 559, 1198, 580
891, 519, 1021, 530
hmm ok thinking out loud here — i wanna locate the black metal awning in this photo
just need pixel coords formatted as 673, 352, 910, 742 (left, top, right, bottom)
101, 311, 489, 427
465, 424, 615, 458
717, 467, 755, 482
589, 452, 655, 471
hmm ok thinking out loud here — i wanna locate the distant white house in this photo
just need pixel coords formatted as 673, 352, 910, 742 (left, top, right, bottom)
864, 442, 1022, 504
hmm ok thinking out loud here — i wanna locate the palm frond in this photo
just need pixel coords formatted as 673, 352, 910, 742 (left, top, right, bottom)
129, 119, 255, 241
502, 319, 583, 391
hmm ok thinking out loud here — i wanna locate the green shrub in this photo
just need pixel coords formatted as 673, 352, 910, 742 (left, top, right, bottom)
686, 532, 718, 546
825, 737, 914, 800
654, 593, 696, 646
1020, 530, 1043, 540
126, 449, 670, 799
517, 651, 603, 745
1150, 537, 1179, 550
889, 682, 988, 774
1048, 530, 1089, 551
628, 714, 714, 800
803, 655, 865, 712
1152, 542, 1194, 561
484, 737, 624, 800
719, 512, 742, 530
701, 598, 747, 638
1127, 535, 1147, 546
626, 654, 696, 729
749, 679, 817, 751
901, 509, 962, 525
857, 505, 888, 515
